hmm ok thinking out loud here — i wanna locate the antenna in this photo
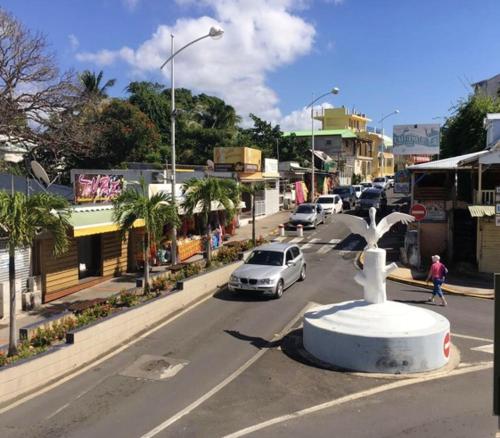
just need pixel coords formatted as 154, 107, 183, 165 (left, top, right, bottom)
30, 160, 50, 187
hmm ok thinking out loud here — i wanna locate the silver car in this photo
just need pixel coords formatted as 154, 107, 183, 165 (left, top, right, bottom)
228, 243, 306, 299
288, 203, 325, 228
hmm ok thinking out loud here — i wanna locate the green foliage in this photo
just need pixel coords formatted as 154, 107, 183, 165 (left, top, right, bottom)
351, 174, 362, 185
75, 303, 113, 326
182, 262, 203, 278
79, 70, 116, 99
441, 93, 500, 158
117, 291, 139, 307
150, 276, 170, 294
213, 246, 240, 264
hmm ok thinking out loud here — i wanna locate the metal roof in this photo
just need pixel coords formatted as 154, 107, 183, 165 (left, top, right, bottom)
408, 151, 488, 170
282, 129, 357, 139
468, 205, 495, 217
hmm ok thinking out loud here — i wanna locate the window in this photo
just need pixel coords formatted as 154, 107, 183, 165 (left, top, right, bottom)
326, 140, 332, 145
285, 249, 294, 263
291, 246, 300, 259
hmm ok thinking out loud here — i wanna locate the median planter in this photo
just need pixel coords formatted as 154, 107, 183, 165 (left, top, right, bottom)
0, 259, 243, 407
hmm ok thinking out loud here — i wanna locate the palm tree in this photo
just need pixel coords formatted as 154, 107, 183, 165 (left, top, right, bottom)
0, 192, 70, 356
182, 177, 239, 266
79, 70, 116, 99
240, 182, 266, 247
112, 180, 179, 290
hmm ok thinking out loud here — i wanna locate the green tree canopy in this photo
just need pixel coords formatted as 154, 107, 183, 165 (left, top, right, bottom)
441, 93, 500, 158
79, 70, 116, 100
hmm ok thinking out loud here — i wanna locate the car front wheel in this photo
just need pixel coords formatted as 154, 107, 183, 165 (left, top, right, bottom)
299, 265, 306, 281
274, 280, 284, 299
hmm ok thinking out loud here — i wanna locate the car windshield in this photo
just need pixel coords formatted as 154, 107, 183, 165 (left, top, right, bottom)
245, 250, 283, 266
317, 197, 333, 204
296, 205, 315, 213
333, 187, 349, 194
374, 178, 385, 182
361, 191, 380, 200
354, 186, 361, 192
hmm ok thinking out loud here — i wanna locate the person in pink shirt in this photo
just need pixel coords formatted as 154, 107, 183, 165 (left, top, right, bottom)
426, 255, 448, 306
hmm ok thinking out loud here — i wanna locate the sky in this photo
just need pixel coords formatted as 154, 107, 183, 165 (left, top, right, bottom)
3, 0, 500, 133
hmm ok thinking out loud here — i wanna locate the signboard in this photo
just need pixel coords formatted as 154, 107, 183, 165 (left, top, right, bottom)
213, 147, 261, 173
393, 124, 440, 155
74, 174, 123, 204
419, 200, 447, 222
394, 169, 410, 194
263, 158, 279, 177
410, 203, 427, 221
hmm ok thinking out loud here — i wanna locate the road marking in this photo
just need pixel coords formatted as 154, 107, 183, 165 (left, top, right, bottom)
471, 344, 494, 354
272, 236, 286, 242
222, 361, 493, 438
289, 237, 304, 244
138, 303, 313, 438
300, 238, 320, 250
452, 333, 493, 343
0, 292, 217, 415
317, 239, 340, 254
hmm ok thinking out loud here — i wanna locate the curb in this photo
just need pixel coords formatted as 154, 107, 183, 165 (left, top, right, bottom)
355, 252, 493, 300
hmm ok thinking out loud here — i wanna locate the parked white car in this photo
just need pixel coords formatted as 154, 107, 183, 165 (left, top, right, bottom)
373, 177, 388, 190
316, 194, 343, 214
352, 185, 363, 199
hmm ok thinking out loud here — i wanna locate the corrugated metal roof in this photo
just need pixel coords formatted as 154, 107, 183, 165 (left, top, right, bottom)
282, 129, 357, 139
468, 205, 495, 217
408, 150, 488, 170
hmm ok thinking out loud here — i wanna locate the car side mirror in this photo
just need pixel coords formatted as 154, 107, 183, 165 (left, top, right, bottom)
287, 261, 294, 267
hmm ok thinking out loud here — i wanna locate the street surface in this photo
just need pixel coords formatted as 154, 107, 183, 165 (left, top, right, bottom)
0, 199, 495, 438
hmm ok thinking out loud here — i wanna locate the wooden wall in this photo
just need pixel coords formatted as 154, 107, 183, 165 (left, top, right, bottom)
101, 232, 128, 277
40, 238, 79, 301
479, 219, 500, 273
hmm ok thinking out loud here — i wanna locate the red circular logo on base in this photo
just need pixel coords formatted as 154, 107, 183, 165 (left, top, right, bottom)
443, 332, 451, 358
411, 203, 427, 221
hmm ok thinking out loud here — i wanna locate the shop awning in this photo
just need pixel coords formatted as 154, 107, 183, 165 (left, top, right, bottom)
68, 207, 144, 237
177, 200, 246, 215
468, 205, 495, 217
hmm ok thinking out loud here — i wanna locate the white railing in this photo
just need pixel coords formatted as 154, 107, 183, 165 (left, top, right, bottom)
475, 190, 495, 205
255, 200, 266, 216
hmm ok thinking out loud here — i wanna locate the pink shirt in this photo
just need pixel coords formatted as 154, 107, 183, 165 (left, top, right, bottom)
430, 261, 445, 279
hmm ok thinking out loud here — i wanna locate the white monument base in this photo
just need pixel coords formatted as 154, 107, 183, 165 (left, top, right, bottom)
303, 300, 450, 374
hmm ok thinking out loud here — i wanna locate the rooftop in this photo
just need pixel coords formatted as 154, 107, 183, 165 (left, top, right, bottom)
408, 150, 489, 171
282, 129, 357, 139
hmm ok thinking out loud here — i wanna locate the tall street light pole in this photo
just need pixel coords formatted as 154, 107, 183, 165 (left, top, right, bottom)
160, 26, 224, 265
378, 109, 399, 177
307, 87, 340, 202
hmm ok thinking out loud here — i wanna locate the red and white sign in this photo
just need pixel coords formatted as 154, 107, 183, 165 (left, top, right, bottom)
411, 203, 427, 221
443, 332, 451, 358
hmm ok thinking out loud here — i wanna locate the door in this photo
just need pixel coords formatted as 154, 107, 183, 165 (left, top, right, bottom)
283, 249, 296, 287
334, 195, 342, 213
77, 235, 102, 279
290, 246, 302, 282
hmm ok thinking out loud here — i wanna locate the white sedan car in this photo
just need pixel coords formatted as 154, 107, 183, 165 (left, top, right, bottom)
316, 194, 343, 214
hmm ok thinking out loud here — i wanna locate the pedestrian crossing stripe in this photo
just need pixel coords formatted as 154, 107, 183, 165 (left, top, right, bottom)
471, 344, 494, 354
289, 237, 303, 243
317, 239, 341, 254
300, 238, 320, 250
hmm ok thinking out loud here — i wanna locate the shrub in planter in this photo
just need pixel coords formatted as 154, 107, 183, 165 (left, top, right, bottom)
151, 276, 170, 293
118, 291, 139, 308
214, 246, 240, 264
182, 263, 203, 278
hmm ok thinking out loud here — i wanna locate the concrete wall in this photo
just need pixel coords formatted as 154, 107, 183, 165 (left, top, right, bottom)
265, 186, 279, 215
0, 260, 242, 406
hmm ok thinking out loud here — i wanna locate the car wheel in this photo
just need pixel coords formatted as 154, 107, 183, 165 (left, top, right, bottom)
274, 280, 284, 299
299, 265, 306, 281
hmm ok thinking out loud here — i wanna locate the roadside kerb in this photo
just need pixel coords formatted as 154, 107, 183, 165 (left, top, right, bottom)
356, 251, 494, 300
0, 260, 243, 406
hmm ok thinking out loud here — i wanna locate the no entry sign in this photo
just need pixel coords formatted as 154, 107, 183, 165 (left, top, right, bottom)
411, 203, 427, 221
443, 332, 451, 358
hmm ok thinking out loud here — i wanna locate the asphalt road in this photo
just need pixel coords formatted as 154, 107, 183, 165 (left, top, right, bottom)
0, 206, 496, 438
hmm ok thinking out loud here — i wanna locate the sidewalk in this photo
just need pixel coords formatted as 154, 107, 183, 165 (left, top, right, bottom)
229, 210, 290, 242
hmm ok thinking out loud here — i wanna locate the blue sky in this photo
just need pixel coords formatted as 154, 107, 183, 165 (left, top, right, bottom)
3, 0, 500, 132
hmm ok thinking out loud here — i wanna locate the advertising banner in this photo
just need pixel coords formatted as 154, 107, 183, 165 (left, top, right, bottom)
393, 124, 440, 155
394, 169, 411, 194
417, 200, 447, 222
213, 147, 262, 172
74, 174, 123, 204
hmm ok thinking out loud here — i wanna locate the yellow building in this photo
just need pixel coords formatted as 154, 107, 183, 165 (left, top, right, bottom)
315, 107, 395, 178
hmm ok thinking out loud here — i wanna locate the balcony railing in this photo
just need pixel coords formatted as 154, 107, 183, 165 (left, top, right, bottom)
474, 189, 495, 205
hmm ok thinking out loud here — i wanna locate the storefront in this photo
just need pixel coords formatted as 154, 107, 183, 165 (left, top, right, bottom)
35, 206, 144, 303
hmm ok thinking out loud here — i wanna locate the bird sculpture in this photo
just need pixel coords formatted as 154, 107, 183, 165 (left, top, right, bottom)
335, 207, 415, 249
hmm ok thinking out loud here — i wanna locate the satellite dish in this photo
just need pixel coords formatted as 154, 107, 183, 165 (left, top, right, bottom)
31, 160, 50, 187
207, 159, 215, 171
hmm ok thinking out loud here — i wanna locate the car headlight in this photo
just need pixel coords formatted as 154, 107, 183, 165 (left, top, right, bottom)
259, 278, 273, 285
230, 275, 238, 282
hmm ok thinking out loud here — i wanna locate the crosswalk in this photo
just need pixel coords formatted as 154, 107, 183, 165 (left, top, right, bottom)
272, 235, 345, 255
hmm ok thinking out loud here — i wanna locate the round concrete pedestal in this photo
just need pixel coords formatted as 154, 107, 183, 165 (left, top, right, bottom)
303, 300, 450, 374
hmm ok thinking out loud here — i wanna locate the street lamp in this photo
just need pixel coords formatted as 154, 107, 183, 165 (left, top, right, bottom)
378, 109, 399, 177
160, 26, 224, 265
306, 87, 340, 202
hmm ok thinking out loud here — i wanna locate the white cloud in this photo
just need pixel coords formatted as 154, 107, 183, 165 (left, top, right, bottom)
76, 0, 315, 122
68, 34, 79, 51
277, 102, 333, 131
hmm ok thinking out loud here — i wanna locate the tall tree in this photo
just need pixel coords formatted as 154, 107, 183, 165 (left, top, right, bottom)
181, 177, 239, 266
441, 93, 500, 158
79, 70, 116, 100
113, 179, 179, 290
0, 192, 70, 356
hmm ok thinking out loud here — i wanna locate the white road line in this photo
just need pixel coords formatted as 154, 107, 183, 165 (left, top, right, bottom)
317, 239, 340, 254
289, 237, 304, 244
452, 333, 493, 343
300, 238, 320, 250
138, 303, 313, 438
222, 361, 493, 438
273, 236, 286, 242
471, 344, 494, 354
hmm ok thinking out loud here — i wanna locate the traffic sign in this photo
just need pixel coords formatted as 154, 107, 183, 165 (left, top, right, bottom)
443, 332, 451, 358
411, 203, 427, 221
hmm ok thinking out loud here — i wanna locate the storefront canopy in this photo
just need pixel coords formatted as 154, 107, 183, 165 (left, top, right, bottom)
468, 205, 495, 218
68, 206, 144, 237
